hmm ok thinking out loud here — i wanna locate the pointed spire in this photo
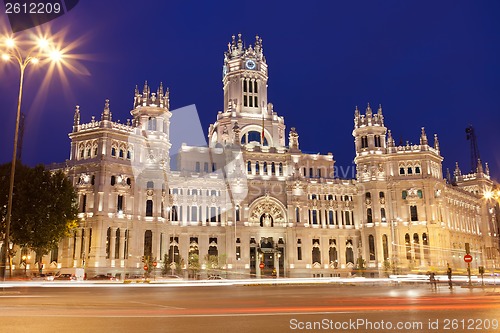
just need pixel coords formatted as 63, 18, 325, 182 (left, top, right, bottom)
387, 129, 394, 147
134, 85, 139, 96
477, 158, 484, 174
377, 104, 383, 116
101, 99, 112, 121
446, 168, 451, 183
434, 134, 440, 151
158, 82, 164, 98
485, 162, 490, 176
73, 105, 80, 126
354, 105, 359, 117
237, 33, 243, 50
420, 127, 428, 145
143, 80, 149, 97
366, 103, 372, 117
454, 162, 462, 177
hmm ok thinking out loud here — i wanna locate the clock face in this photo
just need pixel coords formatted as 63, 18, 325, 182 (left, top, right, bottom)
245, 59, 256, 70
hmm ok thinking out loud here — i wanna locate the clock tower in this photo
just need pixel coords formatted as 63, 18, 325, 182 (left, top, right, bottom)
222, 34, 268, 115
209, 34, 285, 148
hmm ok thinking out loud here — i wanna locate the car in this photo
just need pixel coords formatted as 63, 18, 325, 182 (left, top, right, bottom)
54, 274, 76, 281
208, 275, 225, 280
164, 275, 183, 279
88, 274, 116, 281
31, 273, 54, 281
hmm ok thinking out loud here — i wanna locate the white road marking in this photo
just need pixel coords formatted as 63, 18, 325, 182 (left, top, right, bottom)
129, 300, 186, 310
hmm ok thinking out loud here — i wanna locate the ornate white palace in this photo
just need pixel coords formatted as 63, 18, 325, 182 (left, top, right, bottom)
38, 34, 500, 278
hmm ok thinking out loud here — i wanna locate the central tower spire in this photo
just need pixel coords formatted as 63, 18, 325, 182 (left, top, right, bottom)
222, 34, 268, 114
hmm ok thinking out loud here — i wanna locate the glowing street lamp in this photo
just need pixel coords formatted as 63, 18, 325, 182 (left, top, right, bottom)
0, 34, 63, 279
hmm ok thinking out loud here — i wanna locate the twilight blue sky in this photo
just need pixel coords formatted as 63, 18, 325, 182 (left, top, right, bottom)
0, 1, 499, 179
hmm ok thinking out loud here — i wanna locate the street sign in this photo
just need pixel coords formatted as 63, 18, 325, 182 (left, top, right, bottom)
464, 254, 473, 263
259, 263, 264, 269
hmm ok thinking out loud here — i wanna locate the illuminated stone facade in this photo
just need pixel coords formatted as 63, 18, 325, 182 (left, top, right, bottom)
43, 35, 500, 278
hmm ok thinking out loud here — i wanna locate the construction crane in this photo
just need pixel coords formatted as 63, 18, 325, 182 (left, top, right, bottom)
465, 125, 480, 173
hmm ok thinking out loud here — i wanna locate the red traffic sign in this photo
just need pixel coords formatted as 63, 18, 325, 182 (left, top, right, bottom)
464, 254, 473, 263
259, 263, 265, 269
152, 261, 157, 267
143, 265, 148, 271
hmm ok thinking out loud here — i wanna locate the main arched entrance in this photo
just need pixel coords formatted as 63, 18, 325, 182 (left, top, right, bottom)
248, 195, 287, 277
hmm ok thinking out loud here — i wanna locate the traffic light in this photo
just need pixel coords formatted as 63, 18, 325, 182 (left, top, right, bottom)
141, 256, 145, 263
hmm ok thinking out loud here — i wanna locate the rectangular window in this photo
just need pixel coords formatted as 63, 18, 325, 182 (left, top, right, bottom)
297, 247, 302, 261
204, 162, 209, 172
195, 162, 200, 172
81, 194, 87, 213
244, 95, 248, 107
117, 195, 123, 212
146, 200, 153, 217
254, 96, 258, 107
236, 246, 241, 261
410, 205, 418, 221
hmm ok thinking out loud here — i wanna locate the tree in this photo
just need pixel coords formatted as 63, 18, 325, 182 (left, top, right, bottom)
0, 163, 78, 272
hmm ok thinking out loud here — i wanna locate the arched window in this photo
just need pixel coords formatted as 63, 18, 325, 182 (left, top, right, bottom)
119, 149, 124, 158
361, 136, 368, 148
415, 166, 421, 174
263, 162, 268, 173
279, 163, 283, 176
235, 205, 240, 222
312, 240, 321, 265
111, 176, 116, 186
247, 161, 252, 173
105, 228, 111, 259
417, 190, 423, 198
171, 206, 178, 221
147, 181, 154, 189
271, 162, 276, 175
413, 233, 420, 260
144, 230, 152, 257
374, 135, 381, 147
367, 208, 373, 223
255, 161, 260, 174
382, 234, 389, 260
368, 235, 375, 260
402, 191, 407, 199
399, 167, 405, 175
111, 147, 116, 157
115, 229, 120, 259
295, 207, 300, 223
147, 117, 156, 131
405, 233, 411, 260
380, 208, 386, 221
346, 246, 354, 264
127, 150, 131, 159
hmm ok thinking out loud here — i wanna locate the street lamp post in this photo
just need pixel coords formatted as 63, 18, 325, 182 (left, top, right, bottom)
0, 35, 62, 279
